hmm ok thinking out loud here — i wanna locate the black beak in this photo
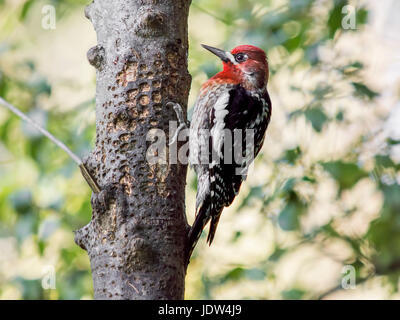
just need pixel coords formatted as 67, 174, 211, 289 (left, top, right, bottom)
201, 44, 230, 63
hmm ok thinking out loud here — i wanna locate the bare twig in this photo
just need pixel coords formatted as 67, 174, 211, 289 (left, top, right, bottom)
0, 96, 100, 193
0, 96, 82, 164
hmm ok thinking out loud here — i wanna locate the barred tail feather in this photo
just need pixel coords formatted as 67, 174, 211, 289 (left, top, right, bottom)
207, 211, 222, 245
186, 196, 211, 264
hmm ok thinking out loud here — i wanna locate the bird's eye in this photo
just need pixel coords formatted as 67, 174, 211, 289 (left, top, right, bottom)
235, 53, 247, 63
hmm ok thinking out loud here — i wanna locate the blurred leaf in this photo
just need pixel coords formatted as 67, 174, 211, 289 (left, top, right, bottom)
352, 82, 379, 101
279, 146, 302, 165
13, 277, 44, 299
201, 273, 213, 300
278, 191, 305, 231
289, 0, 313, 10
9, 189, 33, 215
232, 231, 242, 242
38, 217, 60, 241
27, 76, 52, 97
278, 201, 299, 231
20, 0, 35, 21
23, 60, 36, 71
15, 215, 37, 242
387, 138, 400, 145
338, 61, 364, 75
311, 84, 333, 99
222, 267, 245, 282
356, 8, 369, 25
335, 110, 344, 122
58, 270, 91, 299
304, 42, 320, 65
282, 288, 305, 299
220, 267, 266, 283
327, 0, 348, 39
269, 246, 287, 262
38, 239, 46, 256
245, 268, 266, 281
304, 107, 328, 132
281, 178, 296, 194
368, 184, 400, 267
238, 185, 264, 210
321, 161, 368, 190
375, 155, 399, 170
302, 176, 316, 183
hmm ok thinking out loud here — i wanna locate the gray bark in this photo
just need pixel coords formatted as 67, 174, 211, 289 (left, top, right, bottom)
74, 0, 191, 300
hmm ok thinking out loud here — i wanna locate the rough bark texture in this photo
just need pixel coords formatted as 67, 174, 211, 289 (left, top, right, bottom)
74, 0, 191, 300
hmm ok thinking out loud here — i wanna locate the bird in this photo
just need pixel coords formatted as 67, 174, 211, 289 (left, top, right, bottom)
186, 44, 272, 263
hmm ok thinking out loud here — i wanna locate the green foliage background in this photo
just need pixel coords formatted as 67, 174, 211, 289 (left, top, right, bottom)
0, 0, 399, 299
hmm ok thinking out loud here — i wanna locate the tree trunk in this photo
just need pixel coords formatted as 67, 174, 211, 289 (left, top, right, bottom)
74, 0, 191, 300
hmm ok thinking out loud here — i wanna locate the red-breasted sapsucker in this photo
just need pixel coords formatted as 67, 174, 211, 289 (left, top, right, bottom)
187, 44, 272, 262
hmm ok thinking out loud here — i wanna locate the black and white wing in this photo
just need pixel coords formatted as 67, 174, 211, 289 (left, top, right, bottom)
187, 83, 271, 261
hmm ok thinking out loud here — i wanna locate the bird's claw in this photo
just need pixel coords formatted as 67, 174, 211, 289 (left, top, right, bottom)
167, 102, 189, 146
91, 183, 115, 213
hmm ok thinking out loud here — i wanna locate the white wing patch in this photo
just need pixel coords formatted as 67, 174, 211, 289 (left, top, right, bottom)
210, 91, 230, 160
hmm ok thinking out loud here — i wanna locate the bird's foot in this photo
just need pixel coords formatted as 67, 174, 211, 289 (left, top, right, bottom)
91, 183, 115, 213
167, 102, 189, 146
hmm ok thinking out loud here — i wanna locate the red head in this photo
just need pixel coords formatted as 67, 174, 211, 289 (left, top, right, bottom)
202, 44, 269, 92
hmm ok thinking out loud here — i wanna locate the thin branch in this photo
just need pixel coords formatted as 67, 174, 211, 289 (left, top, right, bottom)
0, 96, 101, 193
315, 275, 374, 300
0, 96, 82, 165
191, 2, 232, 25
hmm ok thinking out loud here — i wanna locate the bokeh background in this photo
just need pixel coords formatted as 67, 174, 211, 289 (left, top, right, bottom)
0, 0, 399, 299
